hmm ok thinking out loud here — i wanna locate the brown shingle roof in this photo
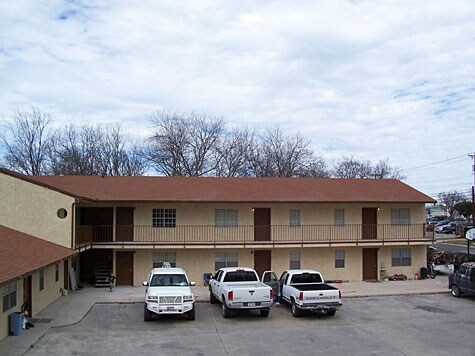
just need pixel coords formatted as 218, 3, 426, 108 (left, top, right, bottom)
0, 225, 76, 285
22, 175, 435, 203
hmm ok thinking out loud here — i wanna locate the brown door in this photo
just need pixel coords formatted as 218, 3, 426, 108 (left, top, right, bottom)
116, 207, 134, 242
22, 276, 32, 317
363, 248, 378, 280
254, 208, 271, 241
116, 251, 134, 285
362, 208, 377, 240
254, 250, 271, 279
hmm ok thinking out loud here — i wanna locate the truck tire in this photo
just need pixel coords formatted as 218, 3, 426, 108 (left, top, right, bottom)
222, 300, 232, 318
291, 299, 303, 317
210, 290, 218, 304
144, 303, 153, 322
259, 308, 270, 317
327, 309, 336, 316
185, 304, 196, 320
451, 284, 461, 298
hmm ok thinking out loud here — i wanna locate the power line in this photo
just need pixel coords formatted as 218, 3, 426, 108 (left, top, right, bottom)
400, 154, 469, 172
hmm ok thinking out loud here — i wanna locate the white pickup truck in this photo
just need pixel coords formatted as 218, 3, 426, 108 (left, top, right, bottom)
278, 269, 342, 317
209, 267, 275, 318
142, 267, 196, 321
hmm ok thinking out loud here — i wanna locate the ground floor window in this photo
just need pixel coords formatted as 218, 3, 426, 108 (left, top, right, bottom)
392, 248, 411, 267
153, 252, 177, 268
335, 250, 345, 268
3, 281, 17, 312
290, 251, 301, 269
55, 263, 60, 282
215, 252, 238, 270
39, 269, 45, 291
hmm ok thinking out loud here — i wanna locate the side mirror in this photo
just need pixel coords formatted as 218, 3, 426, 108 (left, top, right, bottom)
190, 281, 196, 286
142, 281, 148, 287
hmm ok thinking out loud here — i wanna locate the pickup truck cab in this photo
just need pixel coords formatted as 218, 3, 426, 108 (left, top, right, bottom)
142, 267, 196, 321
209, 267, 274, 318
278, 269, 342, 317
449, 262, 475, 297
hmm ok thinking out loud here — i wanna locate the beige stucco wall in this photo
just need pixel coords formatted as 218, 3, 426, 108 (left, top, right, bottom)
0, 262, 66, 340
0, 173, 75, 247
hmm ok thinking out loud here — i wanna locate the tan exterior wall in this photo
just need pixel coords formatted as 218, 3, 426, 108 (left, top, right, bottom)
0, 173, 75, 247
0, 262, 66, 340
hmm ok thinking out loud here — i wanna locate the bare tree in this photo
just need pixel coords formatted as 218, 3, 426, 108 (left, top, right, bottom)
145, 111, 224, 176
332, 156, 373, 178
0, 108, 54, 175
214, 127, 255, 177
438, 191, 468, 219
373, 159, 406, 180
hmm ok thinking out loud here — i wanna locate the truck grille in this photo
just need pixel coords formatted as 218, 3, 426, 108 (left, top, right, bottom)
159, 296, 182, 304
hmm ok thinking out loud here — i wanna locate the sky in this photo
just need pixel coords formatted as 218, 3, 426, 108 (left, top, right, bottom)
0, 0, 474, 200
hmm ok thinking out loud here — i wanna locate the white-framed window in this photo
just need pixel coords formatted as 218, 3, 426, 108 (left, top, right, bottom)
215, 252, 238, 270
289, 209, 301, 227
55, 263, 59, 282
215, 209, 238, 227
153, 252, 177, 268
2, 281, 17, 312
153, 209, 176, 228
391, 209, 410, 225
334, 209, 345, 226
335, 250, 345, 268
290, 251, 301, 269
39, 269, 45, 291
392, 248, 412, 267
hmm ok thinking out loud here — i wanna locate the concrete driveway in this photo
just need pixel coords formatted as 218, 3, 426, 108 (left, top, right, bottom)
26, 294, 475, 356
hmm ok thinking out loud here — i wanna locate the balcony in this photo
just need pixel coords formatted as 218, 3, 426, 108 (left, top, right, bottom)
75, 224, 433, 250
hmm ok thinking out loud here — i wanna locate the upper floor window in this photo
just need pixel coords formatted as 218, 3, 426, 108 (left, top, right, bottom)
392, 248, 411, 266
334, 209, 345, 226
391, 209, 410, 225
289, 209, 301, 227
2, 281, 16, 312
153, 209, 176, 228
215, 209, 238, 227
153, 252, 177, 268
215, 252, 238, 270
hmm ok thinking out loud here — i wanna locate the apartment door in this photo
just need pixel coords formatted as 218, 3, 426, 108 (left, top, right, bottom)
116, 207, 134, 242
116, 251, 134, 285
23, 276, 32, 317
363, 248, 378, 281
63, 259, 69, 290
362, 208, 378, 240
254, 250, 271, 279
254, 208, 271, 241
80, 207, 114, 242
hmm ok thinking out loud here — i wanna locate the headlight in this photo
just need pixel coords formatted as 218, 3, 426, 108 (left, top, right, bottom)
147, 295, 158, 302
183, 295, 194, 301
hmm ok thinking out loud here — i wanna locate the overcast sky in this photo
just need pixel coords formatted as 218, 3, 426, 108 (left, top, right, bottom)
0, 1, 474, 199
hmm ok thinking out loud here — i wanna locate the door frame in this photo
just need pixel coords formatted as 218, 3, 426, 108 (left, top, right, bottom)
254, 250, 272, 278
116, 251, 134, 286
253, 208, 271, 241
362, 248, 379, 281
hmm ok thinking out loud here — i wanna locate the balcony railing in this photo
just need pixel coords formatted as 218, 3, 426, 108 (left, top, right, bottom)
75, 224, 432, 248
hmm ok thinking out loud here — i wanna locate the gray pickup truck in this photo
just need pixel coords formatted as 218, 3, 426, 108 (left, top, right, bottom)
448, 262, 475, 297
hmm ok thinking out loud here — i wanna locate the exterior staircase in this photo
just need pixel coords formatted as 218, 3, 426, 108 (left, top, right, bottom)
94, 250, 113, 288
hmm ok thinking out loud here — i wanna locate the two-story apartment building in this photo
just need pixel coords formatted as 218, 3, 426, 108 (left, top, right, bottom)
0, 168, 436, 291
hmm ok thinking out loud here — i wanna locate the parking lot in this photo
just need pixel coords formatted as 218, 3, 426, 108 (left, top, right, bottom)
26, 294, 474, 356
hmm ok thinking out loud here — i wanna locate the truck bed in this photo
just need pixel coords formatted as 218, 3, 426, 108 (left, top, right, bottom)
289, 283, 338, 291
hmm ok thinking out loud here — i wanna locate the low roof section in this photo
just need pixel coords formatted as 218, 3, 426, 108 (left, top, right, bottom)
0, 225, 76, 286
3, 171, 435, 204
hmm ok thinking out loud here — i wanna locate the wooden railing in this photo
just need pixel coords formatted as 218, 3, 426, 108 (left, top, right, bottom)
75, 224, 432, 248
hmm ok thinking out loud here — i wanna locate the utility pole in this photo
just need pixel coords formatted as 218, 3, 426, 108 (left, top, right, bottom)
468, 153, 475, 257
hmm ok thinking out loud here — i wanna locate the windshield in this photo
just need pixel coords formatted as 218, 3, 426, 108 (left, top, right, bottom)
290, 273, 322, 284
150, 274, 189, 287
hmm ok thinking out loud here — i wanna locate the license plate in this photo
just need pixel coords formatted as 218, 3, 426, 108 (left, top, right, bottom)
167, 306, 174, 311
248, 303, 255, 307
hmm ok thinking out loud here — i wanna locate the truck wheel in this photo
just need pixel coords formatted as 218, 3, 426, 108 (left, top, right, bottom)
451, 285, 461, 298
327, 309, 336, 316
185, 304, 196, 320
210, 290, 218, 304
144, 303, 153, 322
291, 299, 303, 317
222, 301, 232, 318
259, 308, 270, 317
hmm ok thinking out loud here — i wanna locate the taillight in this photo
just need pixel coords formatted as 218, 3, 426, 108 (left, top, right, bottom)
270, 290, 274, 299
298, 291, 303, 301
228, 291, 233, 301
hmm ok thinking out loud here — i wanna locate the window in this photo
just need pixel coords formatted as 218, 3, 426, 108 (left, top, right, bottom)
39, 269, 45, 291
2, 282, 16, 312
392, 248, 412, 267
391, 209, 410, 225
290, 251, 301, 269
215, 209, 238, 227
215, 252, 238, 270
335, 250, 345, 268
334, 209, 345, 226
289, 209, 301, 226
153, 209, 176, 228
55, 263, 59, 282
153, 252, 177, 268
